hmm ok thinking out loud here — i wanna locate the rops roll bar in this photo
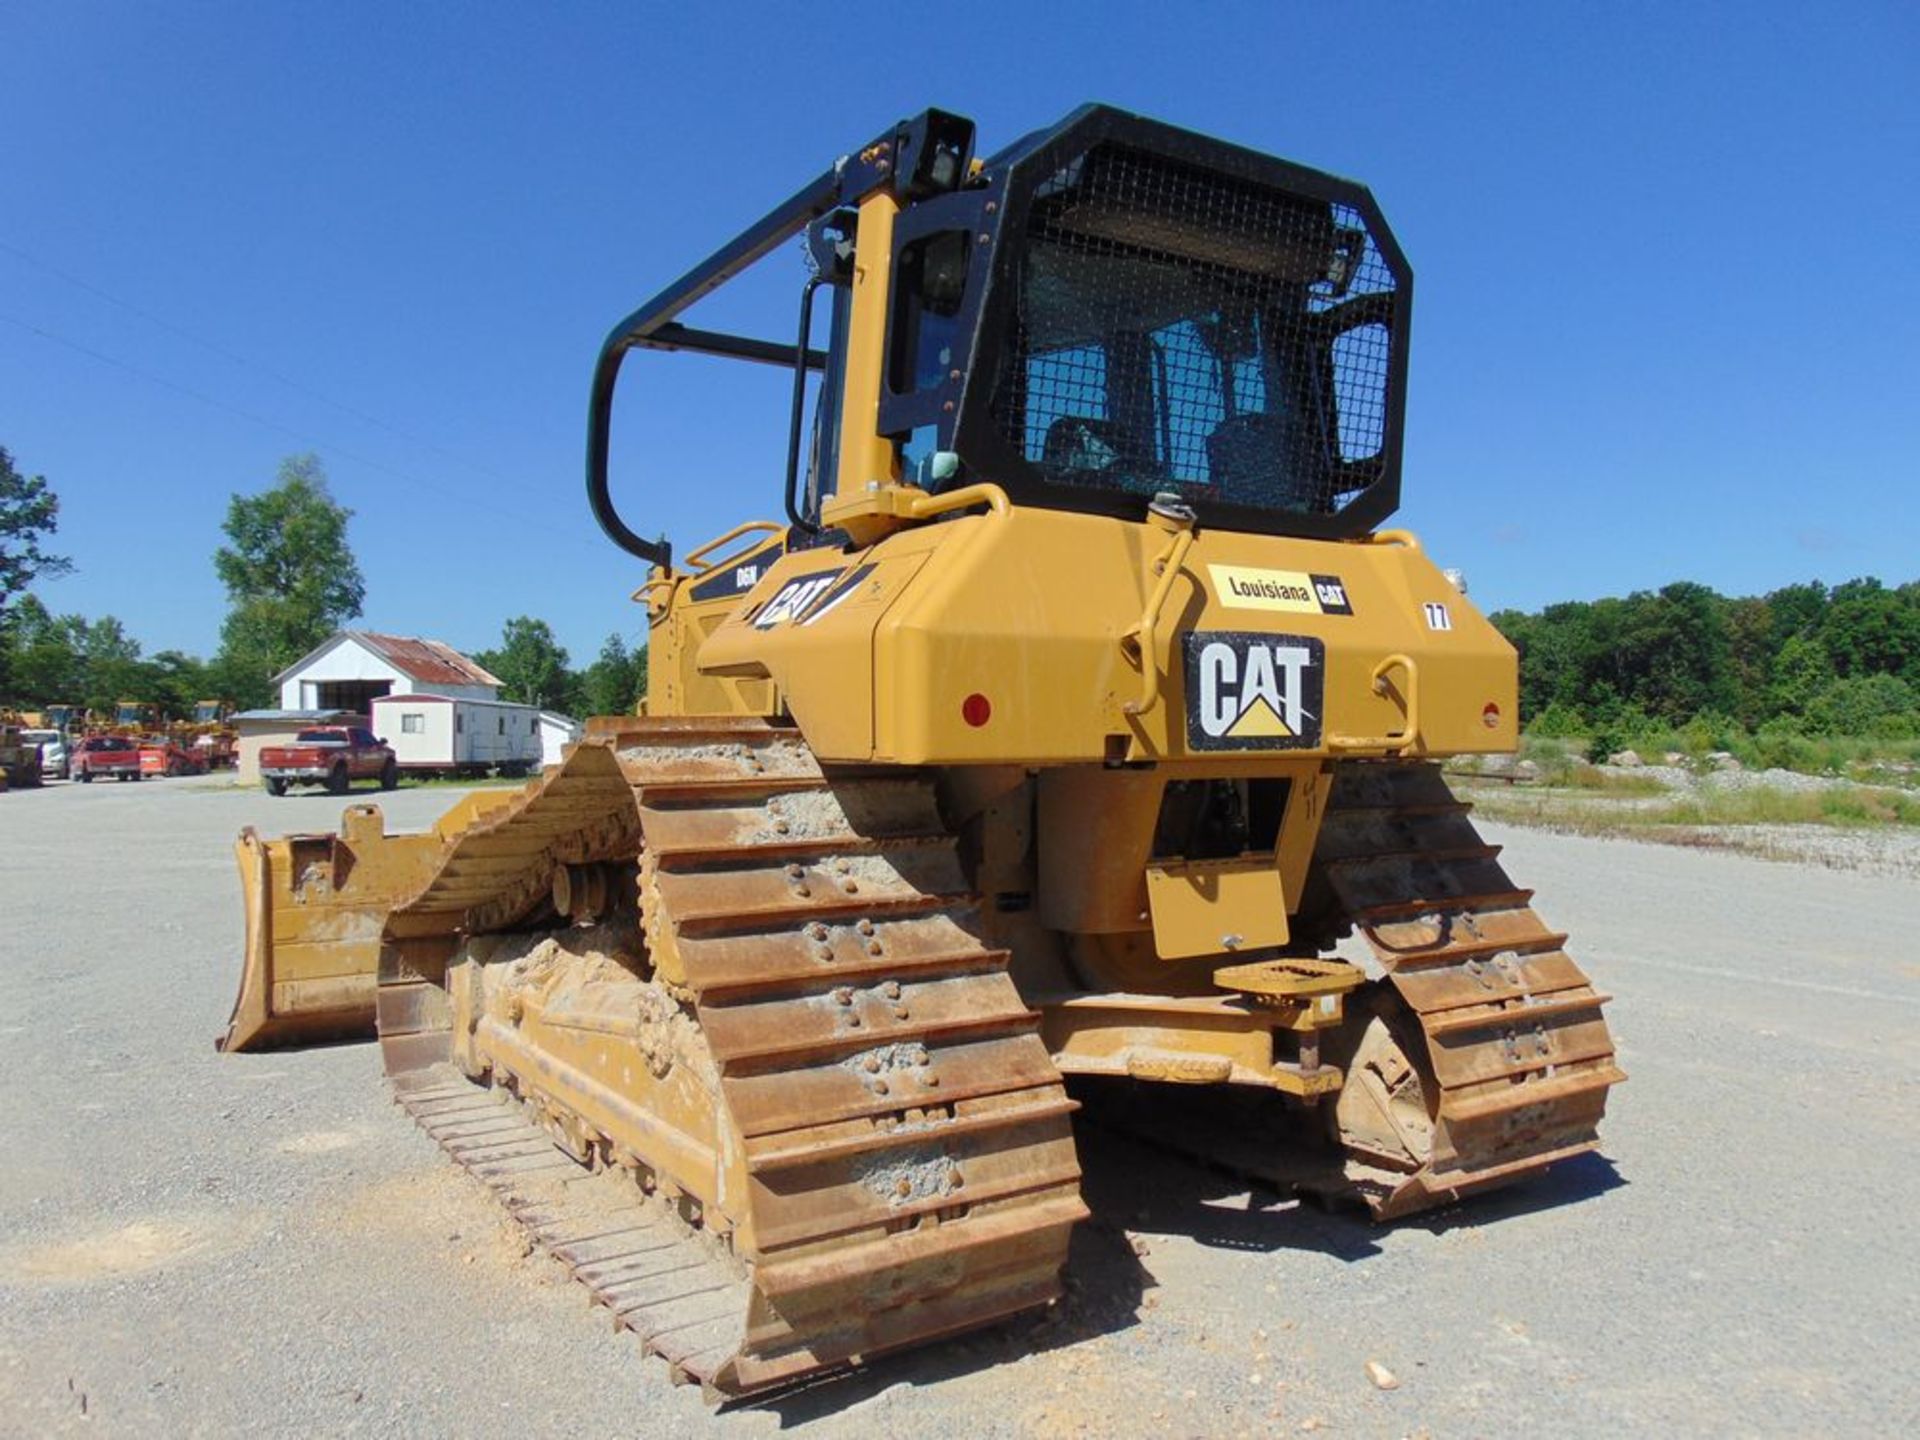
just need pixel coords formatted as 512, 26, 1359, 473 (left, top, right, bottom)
585, 109, 976, 568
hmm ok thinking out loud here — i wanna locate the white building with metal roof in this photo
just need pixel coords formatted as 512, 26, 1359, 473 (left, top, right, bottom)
272, 631, 503, 714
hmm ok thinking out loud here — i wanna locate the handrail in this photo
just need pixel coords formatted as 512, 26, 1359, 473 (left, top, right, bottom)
907, 482, 1010, 520
1365, 528, 1421, 551
1121, 524, 1197, 717
587, 339, 671, 568
1329, 652, 1422, 752
684, 520, 787, 575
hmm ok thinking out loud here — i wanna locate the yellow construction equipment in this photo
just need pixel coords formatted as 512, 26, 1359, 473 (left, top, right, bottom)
223, 105, 1621, 1397
0, 720, 43, 790
112, 700, 158, 732
183, 698, 238, 770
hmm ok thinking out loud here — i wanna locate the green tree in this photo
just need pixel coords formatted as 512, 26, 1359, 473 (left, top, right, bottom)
0, 603, 158, 714
1624, 582, 1737, 722
1805, 673, 1916, 738
1764, 581, 1828, 645
1819, 578, 1920, 682
201, 649, 275, 712
1492, 572, 1914, 737
147, 650, 211, 718
77, 615, 144, 713
1529, 600, 1605, 714
581, 633, 642, 717
0, 448, 73, 697
1767, 632, 1832, 720
0, 595, 72, 705
477, 617, 574, 710
1723, 596, 1775, 729
213, 455, 365, 703
0, 446, 72, 613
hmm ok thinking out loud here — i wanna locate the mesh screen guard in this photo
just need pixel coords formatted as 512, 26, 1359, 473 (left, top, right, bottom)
946, 112, 1409, 539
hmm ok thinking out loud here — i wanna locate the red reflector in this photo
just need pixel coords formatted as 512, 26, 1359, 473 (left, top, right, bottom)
961, 693, 992, 728
1482, 702, 1501, 728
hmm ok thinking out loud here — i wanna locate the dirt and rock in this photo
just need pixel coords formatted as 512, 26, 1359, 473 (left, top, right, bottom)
2, 778, 1915, 1436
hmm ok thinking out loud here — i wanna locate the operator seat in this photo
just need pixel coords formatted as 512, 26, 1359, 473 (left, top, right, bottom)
1041, 415, 1160, 491
1206, 410, 1318, 512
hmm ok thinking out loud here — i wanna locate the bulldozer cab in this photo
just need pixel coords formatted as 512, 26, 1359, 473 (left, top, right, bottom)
589, 105, 1410, 574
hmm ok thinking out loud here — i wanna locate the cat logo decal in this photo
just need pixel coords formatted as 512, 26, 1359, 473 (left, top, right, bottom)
1183, 631, 1326, 751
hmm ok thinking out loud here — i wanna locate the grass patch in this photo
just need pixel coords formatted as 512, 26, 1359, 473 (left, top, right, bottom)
1520, 724, 1920, 787
1447, 746, 1668, 794
1557, 763, 1667, 795
1465, 777, 1920, 833
1653, 786, 1920, 828
396, 774, 528, 791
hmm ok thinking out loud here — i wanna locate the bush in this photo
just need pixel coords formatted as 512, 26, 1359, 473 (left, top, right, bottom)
1520, 734, 1575, 765
1748, 719, 1819, 773
1584, 728, 1619, 766
1805, 675, 1917, 739
1584, 705, 1652, 764
1525, 702, 1588, 739
1678, 710, 1741, 756
1519, 735, 1587, 785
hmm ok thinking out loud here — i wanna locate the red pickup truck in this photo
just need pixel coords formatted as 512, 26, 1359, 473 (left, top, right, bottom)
139, 736, 208, 778
72, 734, 146, 782
260, 726, 397, 796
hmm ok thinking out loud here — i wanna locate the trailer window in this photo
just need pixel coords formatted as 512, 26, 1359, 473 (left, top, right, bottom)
456, 713, 463, 734
498, 717, 505, 735
401, 713, 424, 734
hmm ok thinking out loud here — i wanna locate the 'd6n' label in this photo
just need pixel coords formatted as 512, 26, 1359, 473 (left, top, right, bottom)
1181, 631, 1326, 751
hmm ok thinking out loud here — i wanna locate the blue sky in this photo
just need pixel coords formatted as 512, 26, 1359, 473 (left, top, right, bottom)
3, 2, 1915, 663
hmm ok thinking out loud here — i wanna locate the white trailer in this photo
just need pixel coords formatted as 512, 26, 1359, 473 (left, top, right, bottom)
370, 693, 543, 778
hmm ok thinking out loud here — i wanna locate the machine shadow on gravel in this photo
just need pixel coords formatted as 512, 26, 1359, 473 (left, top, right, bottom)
1073, 1080, 1625, 1246
751, 1108, 1409, 1424
1391, 1150, 1625, 1234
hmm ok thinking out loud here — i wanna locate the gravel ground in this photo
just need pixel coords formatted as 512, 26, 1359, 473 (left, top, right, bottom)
1457, 775, 1920, 878
1686, 822, 1920, 878
2, 779, 1917, 1437
1622, 763, 1892, 796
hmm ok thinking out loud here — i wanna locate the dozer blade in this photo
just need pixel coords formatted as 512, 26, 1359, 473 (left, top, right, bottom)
219, 790, 522, 1052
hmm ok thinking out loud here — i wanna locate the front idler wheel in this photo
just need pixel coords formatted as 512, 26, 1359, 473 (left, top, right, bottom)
1329, 985, 1438, 1174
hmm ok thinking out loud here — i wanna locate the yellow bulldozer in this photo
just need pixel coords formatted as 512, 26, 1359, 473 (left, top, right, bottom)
221, 104, 1621, 1397
0, 718, 45, 790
